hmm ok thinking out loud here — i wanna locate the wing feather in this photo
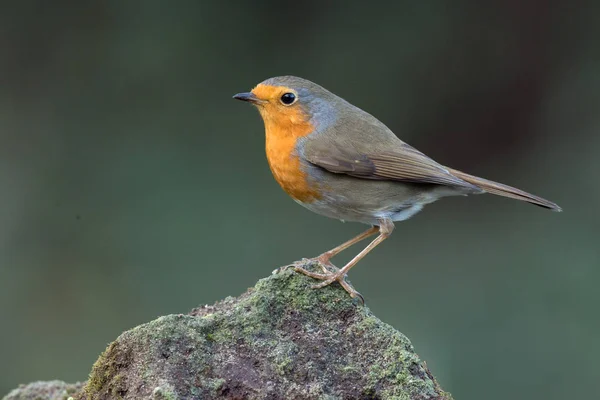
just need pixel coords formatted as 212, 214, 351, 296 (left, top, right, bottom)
304, 141, 481, 192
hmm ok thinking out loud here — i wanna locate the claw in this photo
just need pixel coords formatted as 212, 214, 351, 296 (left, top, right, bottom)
350, 290, 365, 305
293, 265, 329, 280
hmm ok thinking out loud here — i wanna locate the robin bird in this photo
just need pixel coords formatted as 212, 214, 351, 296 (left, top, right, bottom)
233, 76, 561, 300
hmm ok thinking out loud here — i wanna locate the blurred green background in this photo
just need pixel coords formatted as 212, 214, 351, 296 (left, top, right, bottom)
1, 1, 598, 399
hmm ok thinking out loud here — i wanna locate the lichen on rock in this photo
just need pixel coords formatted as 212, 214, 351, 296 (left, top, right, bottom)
3, 266, 452, 400
2, 381, 83, 400
79, 267, 452, 399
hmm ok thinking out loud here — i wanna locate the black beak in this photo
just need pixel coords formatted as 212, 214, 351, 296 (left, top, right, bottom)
232, 92, 265, 104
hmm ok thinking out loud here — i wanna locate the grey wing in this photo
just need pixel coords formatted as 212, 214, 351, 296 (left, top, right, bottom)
303, 136, 482, 193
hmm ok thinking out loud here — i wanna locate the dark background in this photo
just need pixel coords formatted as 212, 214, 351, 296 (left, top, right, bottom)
1, 1, 598, 399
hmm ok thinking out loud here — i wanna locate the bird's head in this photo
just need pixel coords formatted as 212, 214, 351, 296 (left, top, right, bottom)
233, 76, 339, 134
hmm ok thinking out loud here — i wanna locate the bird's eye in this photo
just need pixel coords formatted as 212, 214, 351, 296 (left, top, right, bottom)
280, 92, 297, 105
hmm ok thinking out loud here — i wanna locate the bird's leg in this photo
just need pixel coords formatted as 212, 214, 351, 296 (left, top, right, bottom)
306, 219, 395, 299
291, 226, 378, 275
314, 226, 379, 272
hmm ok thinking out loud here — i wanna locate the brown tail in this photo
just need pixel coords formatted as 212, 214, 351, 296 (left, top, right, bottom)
448, 168, 562, 212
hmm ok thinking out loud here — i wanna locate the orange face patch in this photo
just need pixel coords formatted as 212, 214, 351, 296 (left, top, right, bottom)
251, 84, 321, 203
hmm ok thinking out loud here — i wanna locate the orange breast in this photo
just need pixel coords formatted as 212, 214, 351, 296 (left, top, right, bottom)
261, 112, 321, 203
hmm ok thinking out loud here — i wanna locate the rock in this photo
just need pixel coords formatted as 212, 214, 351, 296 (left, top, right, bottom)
80, 268, 451, 399
3, 381, 83, 400
3, 267, 452, 400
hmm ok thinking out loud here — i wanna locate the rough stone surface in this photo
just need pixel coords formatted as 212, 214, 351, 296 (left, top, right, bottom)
2, 381, 83, 400
3, 267, 452, 400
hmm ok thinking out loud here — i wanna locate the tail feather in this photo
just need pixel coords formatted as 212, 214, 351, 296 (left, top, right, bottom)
448, 168, 562, 212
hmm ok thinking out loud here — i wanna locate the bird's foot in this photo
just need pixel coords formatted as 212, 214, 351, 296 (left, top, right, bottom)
273, 256, 364, 304
298, 267, 364, 304
284, 262, 363, 304
273, 254, 338, 275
